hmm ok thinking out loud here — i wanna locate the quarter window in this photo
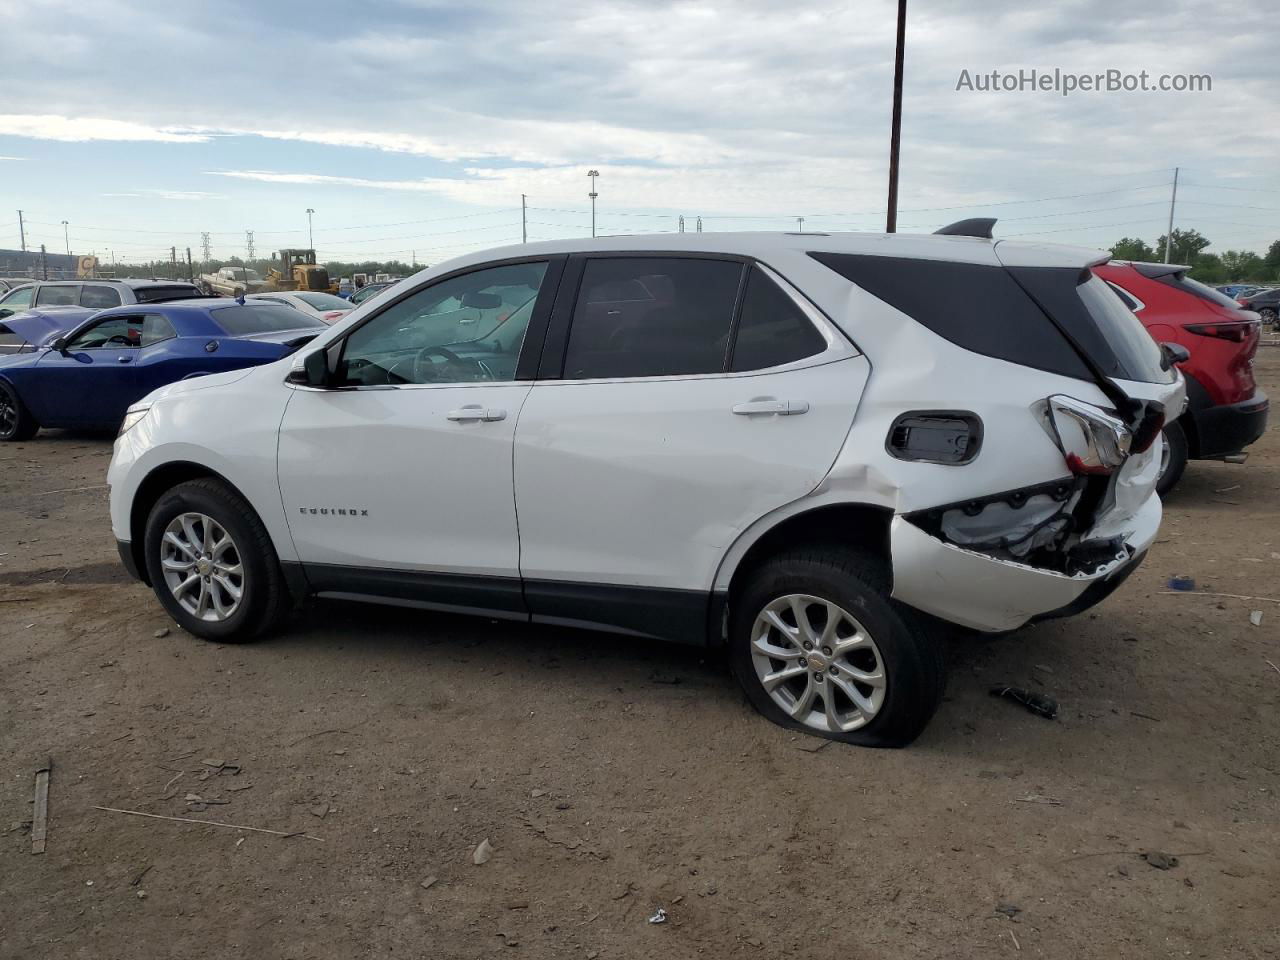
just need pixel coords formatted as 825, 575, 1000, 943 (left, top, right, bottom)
80, 285, 123, 309
0, 286, 33, 310
338, 261, 548, 386
35, 285, 78, 307
730, 267, 827, 372
562, 257, 744, 379
141, 313, 177, 346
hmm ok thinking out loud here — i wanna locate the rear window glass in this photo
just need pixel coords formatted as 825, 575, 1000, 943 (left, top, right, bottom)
34, 285, 78, 306
210, 304, 324, 335
135, 285, 201, 303
80, 285, 123, 308
1158, 274, 1246, 310
295, 292, 351, 310
809, 253, 1092, 381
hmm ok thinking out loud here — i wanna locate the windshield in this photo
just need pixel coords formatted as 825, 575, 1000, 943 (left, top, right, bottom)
296, 292, 351, 311
228, 268, 261, 281
1076, 275, 1173, 384
211, 303, 325, 335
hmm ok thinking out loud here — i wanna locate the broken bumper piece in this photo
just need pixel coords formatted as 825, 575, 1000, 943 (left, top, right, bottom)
888, 491, 1160, 633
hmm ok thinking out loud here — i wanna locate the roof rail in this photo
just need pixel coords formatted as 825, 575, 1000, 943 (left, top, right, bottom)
933, 218, 997, 239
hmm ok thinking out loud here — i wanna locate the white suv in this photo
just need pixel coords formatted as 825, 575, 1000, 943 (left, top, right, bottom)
108, 227, 1184, 746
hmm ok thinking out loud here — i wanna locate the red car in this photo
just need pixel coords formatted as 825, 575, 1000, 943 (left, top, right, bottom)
1094, 261, 1268, 494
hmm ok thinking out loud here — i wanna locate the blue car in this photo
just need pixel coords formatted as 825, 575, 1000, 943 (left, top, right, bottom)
0, 299, 324, 441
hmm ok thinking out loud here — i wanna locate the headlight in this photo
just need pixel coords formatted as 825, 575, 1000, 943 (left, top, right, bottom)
118, 406, 151, 437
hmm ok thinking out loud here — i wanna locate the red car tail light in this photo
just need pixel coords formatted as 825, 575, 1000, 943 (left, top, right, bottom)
1184, 320, 1256, 342
322, 310, 346, 322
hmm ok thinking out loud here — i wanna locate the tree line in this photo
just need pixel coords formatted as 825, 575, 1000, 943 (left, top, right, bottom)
98, 256, 422, 281
1111, 229, 1279, 284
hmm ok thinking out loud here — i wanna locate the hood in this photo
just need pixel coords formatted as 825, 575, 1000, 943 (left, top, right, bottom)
237, 326, 324, 347
0, 307, 95, 346
137, 366, 262, 407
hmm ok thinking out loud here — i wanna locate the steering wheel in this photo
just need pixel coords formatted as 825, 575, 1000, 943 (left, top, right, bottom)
412, 345, 491, 383
106, 335, 134, 346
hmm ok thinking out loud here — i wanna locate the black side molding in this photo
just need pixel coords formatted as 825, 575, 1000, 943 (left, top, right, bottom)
934, 218, 996, 239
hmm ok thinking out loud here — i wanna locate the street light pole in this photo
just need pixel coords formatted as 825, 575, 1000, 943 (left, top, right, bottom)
885, 0, 907, 233
588, 170, 599, 238
306, 208, 315, 250
61, 220, 70, 255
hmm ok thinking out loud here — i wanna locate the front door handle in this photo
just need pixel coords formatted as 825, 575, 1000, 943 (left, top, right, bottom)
117, 356, 133, 363
447, 405, 507, 422
732, 399, 809, 416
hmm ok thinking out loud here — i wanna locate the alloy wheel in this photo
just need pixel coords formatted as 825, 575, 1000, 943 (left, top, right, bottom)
0, 393, 15, 438
750, 593, 887, 733
159, 512, 245, 622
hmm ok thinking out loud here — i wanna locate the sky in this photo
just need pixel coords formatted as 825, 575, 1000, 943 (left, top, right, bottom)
2, 0, 1278, 267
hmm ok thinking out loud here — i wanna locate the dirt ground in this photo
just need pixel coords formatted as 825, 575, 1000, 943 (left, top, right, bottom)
2, 354, 1278, 960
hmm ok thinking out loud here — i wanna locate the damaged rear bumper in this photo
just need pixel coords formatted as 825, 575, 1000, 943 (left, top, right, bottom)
889, 491, 1160, 633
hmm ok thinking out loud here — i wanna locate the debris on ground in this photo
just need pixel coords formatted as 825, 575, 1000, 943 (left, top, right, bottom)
530, 789, 546, 798
1167, 577, 1196, 591
309, 804, 330, 819
989, 685, 1058, 719
31, 760, 51, 855
1013, 794, 1063, 805
795, 738, 832, 753
92, 805, 323, 841
1250, 610, 1263, 626
153, 627, 170, 638
1143, 851, 1179, 870
420, 876, 438, 890
647, 907, 668, 924
994, 901, 1021, 918
472, 838, 493, 865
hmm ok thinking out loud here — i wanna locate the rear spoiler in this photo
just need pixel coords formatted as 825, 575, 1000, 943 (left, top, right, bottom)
1129, 262, 1192, 280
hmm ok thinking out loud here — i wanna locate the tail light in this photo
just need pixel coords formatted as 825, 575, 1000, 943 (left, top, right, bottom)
1236, 298, 1249, 307
1041, 396, 1131, 476
322, 311, 346, 323
1184, 320, 1257, 342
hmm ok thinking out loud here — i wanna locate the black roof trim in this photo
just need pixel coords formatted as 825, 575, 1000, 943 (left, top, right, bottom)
1128, 262, 1192, 280
933, 218, 997, 239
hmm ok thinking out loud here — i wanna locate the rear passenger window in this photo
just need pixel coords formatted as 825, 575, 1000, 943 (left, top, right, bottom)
80, 285, 122, 309
563, 258, 743, 379
35, 285, 78, 306
730, 267, 827, 371
141, 313, 177, 346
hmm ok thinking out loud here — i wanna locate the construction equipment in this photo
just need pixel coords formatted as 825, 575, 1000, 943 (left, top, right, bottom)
264, 249, 334, 293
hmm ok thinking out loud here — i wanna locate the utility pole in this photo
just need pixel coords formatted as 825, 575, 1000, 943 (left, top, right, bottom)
170, 246, 178, 280
521, 194, 527, 243
200, 232, 211, 263
186, 247, 194, 282
61, 220, 70, 256
696, 217, 702, 233
678, 215, 685, 233
588, 170, 599, 238
1163, 166, 1179, 263
17, 210, 25, 252
245, 230, 255, 260
412, 249, 417, 270
885, 0, 907, 233
796, 217, 805, 234
40, 244, 48, 280
306, 208, 315, 249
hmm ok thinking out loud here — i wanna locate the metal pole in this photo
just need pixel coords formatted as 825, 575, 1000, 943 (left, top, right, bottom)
885, 0, 907, 233
696, 217, 702, 233
1163, 166, 1179, 263
40, 244, 47, 280
306, 208, 315, 249
186, 247, 194, 282
796, 217, 805, 234
588, 170, 599, 238
521, 194, 527, 243
170, 246, 177, 280
62, 220, 70, 255
679, 215, 685, 233
17, 210, 25, 252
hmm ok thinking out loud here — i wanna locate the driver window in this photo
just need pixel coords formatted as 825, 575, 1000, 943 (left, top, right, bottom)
66, 315, 144, 350
337, 261, 547, 387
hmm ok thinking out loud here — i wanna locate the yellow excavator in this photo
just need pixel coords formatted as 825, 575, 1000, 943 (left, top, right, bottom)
263, 249, 336, 293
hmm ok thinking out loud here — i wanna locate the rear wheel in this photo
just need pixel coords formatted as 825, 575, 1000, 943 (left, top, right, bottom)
1259, 306, 1278, 330
1157, 420, 1189, 497
729, 547, 946, 748
0, 380, 39, 441
143, 479, 289, 642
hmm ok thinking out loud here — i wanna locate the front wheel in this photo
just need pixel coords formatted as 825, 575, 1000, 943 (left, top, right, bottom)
1259, 306, 1277, 329
1156, 421, 1189, 497
0, 380, 39, 441
729, 547, 946, 748
143, 479, 289, 642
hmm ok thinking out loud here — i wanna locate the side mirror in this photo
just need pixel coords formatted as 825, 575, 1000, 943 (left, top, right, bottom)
287, 344, 340, 387
51, 337, 68, 353
1160, 341, 1190, 368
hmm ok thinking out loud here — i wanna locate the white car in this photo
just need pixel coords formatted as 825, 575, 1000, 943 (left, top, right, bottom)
246, 291, 354, 324
108, 225, 1184, 746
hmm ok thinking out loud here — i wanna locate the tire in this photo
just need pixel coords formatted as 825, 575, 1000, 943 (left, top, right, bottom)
729, 547, 946, 748
1156, 420, 1189, 497
0, 380, 39, 441
143, 478, 289, 642
1259, 306, 1277, 328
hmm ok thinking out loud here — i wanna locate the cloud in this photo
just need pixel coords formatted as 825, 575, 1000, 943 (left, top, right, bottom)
0, 155, 23, 161
102, 189, 226, 200
0, 114, 213, 143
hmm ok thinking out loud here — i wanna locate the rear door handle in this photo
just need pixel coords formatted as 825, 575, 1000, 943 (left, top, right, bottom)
732, 399, 809, 416
447, 405, 507, 422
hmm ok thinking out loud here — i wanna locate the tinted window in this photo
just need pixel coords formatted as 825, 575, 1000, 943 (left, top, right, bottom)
810, 253, 1093, 381
730, 267, 827, 372
563, 257, 743, 379
339, 261, 547, 386
0, 286, 33, 310
141, 313, 177, 346
135, 285, 201, 303
1104, 280, 1141, 312
296, 292, 351, 311
1158, 274, 1247, 310
80, 285, 123, 308
35, 285, 78, 306
211, 304, 324, 335
67, 315, 143, 349
1075, 275, 1172, 383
